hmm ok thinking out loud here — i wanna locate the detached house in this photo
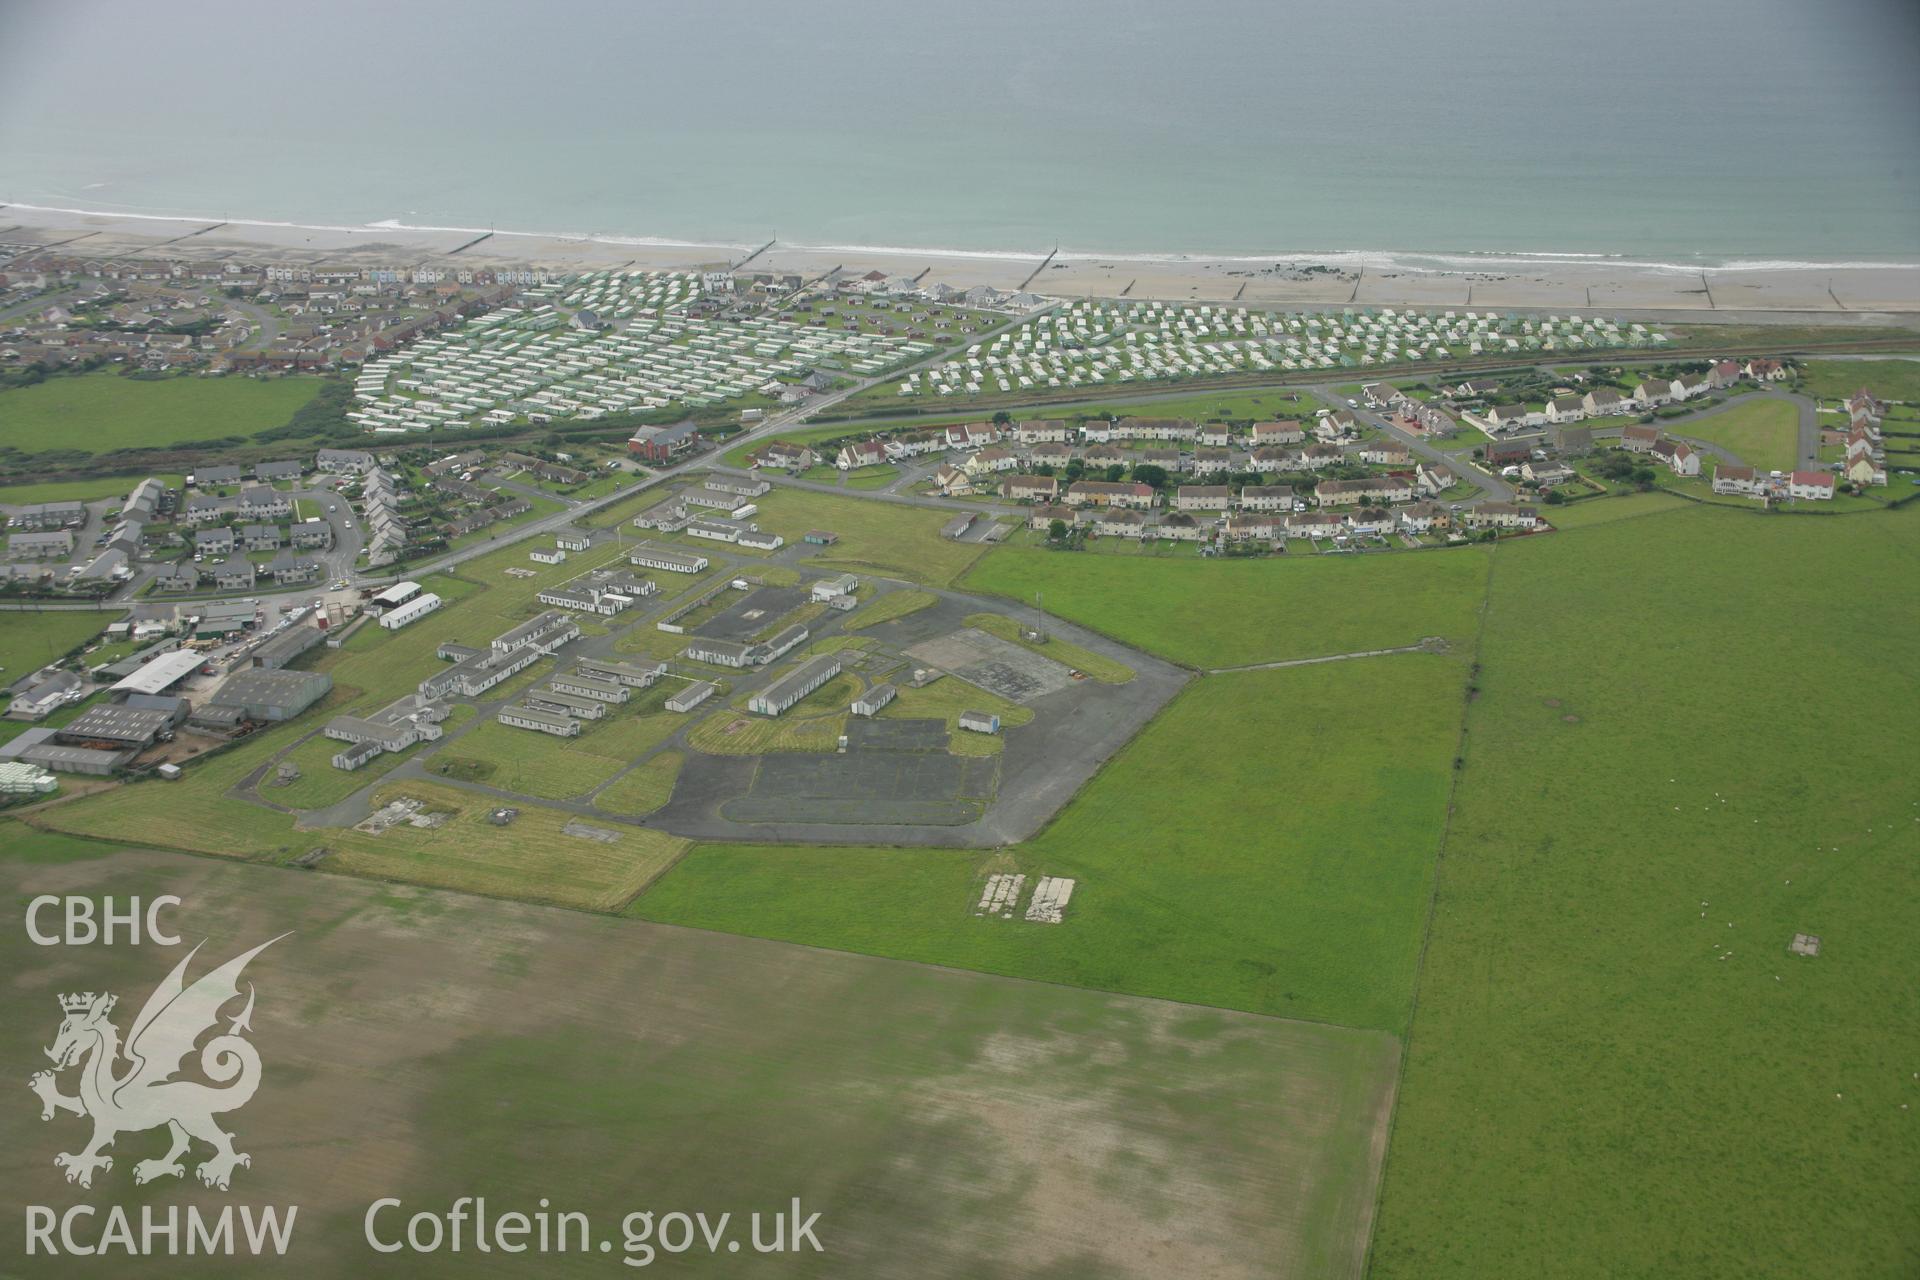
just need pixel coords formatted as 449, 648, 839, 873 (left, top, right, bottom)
1581, 388, 1629, 417
836, 439, 887, 470
1620, 424, 1662, 453
1545, 395, 1586, 424
1652, 438, 1701, 476
1788, 470, 1835, 501
1712, 464, 1759, 496
930, 464, 972, 496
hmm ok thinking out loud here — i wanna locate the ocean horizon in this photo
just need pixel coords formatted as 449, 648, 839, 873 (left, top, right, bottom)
4, 0, 1918, 264
11, 202, 1920, 278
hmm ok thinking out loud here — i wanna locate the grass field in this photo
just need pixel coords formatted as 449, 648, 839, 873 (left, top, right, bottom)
431, 685, 681, 801
0, 472, 186, 505
0, 610, 116, 685
748, 488, 990, 587
842, 587, 938, 630
259, 711, 475, 811
1797, 357, 1920, 404
962, 544, 1489, 668
1672, 397, 1801, 472
592, 750, 684, 817
1369, 501, 1920, 1278
638, 654, 1464, 1032
0, 835, 1400, 1279
0, 373, 322, 455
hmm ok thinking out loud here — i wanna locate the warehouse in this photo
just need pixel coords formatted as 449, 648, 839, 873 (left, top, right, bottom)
498, 704, 580, 737
747, 655, 842, 716
380, 592, 443, 630
57, 704, 178, 750
628, 542, 708, 574
110, 649, 203, 698
0, 729, 127, 776
204, 668, 333, 723
250, 624, 325, 670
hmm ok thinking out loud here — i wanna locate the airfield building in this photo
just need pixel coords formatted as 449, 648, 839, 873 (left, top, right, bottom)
748, 655, 842, 716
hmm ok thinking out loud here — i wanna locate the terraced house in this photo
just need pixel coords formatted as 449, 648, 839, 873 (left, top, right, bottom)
1315, 476, 1415, 506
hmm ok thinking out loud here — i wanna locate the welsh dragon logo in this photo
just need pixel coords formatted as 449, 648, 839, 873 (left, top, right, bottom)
28, 936, 285, 1191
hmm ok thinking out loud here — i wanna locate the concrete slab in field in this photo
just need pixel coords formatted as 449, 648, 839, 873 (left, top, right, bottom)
906, 627, 1073, 703
847, 717, 949, 752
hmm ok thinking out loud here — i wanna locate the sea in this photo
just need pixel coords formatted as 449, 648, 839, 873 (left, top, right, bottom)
2, 0, 1917, 268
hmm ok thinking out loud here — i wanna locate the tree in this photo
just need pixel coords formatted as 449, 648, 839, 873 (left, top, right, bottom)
1132, 464, 1169, 490
991, 410, 1012, 426
1104, 464, 1126, 483
1544, 489, 1566, 505
1047, 518, 1068, 542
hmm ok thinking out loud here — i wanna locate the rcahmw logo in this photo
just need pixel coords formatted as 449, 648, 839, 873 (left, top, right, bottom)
23, 929, 299, 1260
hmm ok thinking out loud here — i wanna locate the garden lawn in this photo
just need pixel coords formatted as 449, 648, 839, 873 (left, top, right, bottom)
0, 373, 322, 454
963, 544, 1489, 668
1370, 501, 1920, 1279
634, 654, 1466, 1031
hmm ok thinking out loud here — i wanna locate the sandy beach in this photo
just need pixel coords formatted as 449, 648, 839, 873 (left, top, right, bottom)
5, 203, 1918, 322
